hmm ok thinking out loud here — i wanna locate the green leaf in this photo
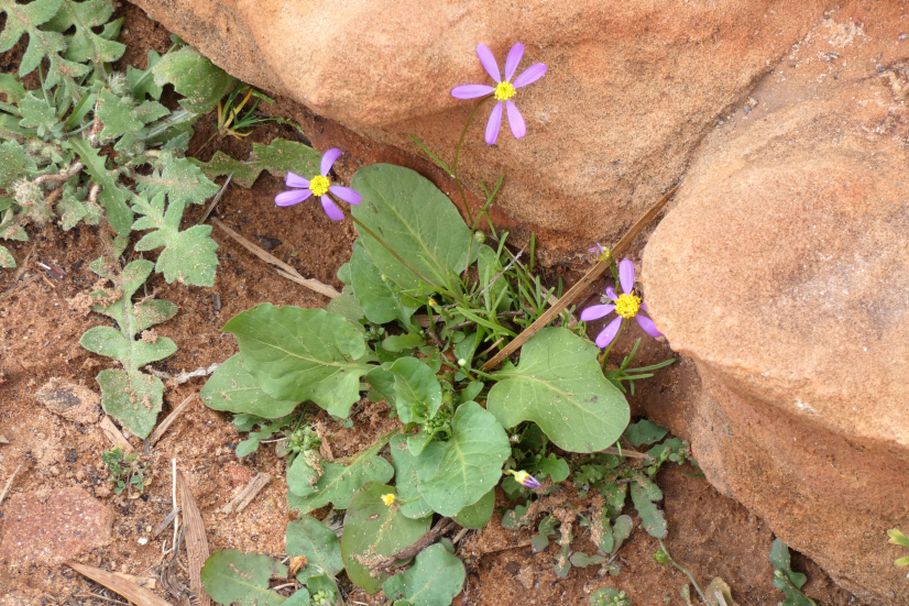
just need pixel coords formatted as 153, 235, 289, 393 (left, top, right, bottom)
348, 242, 417, 325
201, 354, 300, 418
132, 192, 218, 286
536, 453, 570, 483
136, 153, 219, 207
383, 543, 466, 606
95, 368, 165, 439
487, 327, 630, 453
287, 439, 393, 513
0, 244, 16, 269
600, 513, 633, 555
629, 480, 666, 539
0, 0, 90, 89
96, 89, 143, 141
18, 91, 61, 137
351, 164, 473, 297
624, 419, 668, 448
152, 46, 237, 113
378, 356, 442, 424
201, 549, 287, 606
67, 137, 132, 236
224, 304, 371, 418
452, 489, 495, 529
388, 434, 433, 520
127, 50, 163, 99
45, 0, 125, 66
340, 482, 431, 593
0, 141, 34, 189
0, 73, 27, 103
285, 516, 343, 580
413, 402, 510, 517
195, 138, 321, 188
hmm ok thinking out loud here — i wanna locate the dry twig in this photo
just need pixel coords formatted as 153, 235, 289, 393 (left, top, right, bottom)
222, 472, 272, 515
147, 395, 196, 446
99, 416, 133, 452
177, 470, 211, 606
69, 562, 173, 606
0, 463, 23, 509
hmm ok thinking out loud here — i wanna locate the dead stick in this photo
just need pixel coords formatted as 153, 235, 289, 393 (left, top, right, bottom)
481, 183, 680, 371
373, 518, 456, 572
147, 395, 195, 446
213, 219, 340, 300
0, 463, 23, 508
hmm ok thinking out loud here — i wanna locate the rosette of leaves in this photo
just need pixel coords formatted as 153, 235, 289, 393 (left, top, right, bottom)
79, 258, 177, 438
0, 0, 233, 279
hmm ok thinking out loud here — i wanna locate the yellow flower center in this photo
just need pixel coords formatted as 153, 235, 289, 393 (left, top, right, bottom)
615, 293, 642, 319
494, 81, 516, 102
512, 470, 530, 485
380, 493, 396, 507
309, 175, 331, 197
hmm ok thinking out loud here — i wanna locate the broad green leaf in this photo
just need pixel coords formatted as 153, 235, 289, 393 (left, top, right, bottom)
196, 138, 321, 188
487, 327, 630, 453
127, 50, 163, 99
286, 516, 343, 580
0, 244, 15, 269
452, 489, 495, 529
629, 480, 666, 539
383, 543, 466, 606
351, 164, 473, 297
340, 482, 431, 593
224, 304, 370, 418
152, 46, 237, 113
18, 92, 60, 137
348, 242, 417, 325
536, 453, 570, 483
201, 354, 300, 418
0, 74, 26, 103
132, 192, 219, 287
624, 419, 668, 448
325, 286, 364, 323
414, 402, 510, 516
201, 549, 287, 606
136, 153, 219, 207
287, 438, 393, 513
80, 325, 176, 367
67, 137, 132, 235
388, 434, 433, 520
95, 368, 164, 439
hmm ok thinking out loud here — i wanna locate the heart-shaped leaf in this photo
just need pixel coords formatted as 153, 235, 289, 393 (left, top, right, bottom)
348, 242, 417, 325
383, 543, 466, 606
487, 327, 629, 452
201, 550, 287, 606
340, 482, 431, 593
388, 434, 433, 520
414, 402, 510, 516
224, 304, 371, 418
286, 516, 343, 580
452, 489, 495, 529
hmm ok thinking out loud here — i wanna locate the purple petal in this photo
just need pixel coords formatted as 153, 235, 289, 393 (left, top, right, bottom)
451, 84, 495, 99
595, 316, 624, 349
580, 304, 614, 322
275, 189, 311, 207
285, 171, 309, 188
504, 43, 524, 81
636, 313, 662, 338
505, 101, 526, 138
485, 102, 503, 145
513, 63, 547, 88
618, 258, 635, 294
476, 43, 501, 82
320, 196, 345, 221
605, 286, 618, 301
640, 302, 649, 313
320, 147, 343, 175
330, 185, 362, 205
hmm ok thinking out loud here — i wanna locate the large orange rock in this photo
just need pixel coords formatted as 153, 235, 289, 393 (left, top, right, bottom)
643, 4, 909, 603
130, 0, 826, 252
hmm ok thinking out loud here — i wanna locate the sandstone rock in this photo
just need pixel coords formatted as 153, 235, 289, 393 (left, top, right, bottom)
130, 0, 827, 254
643, 5, 909, 603
0, 487, 114, 566
35, 377, 101, 425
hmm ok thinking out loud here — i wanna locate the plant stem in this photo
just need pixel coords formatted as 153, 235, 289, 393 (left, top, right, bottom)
658, 539, 708, 604
451, 97, 490, 226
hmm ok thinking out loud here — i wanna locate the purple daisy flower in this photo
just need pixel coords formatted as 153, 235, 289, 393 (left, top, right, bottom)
451, 42, 547, 145
275, 147, 362, 221
580, 258, 662, 349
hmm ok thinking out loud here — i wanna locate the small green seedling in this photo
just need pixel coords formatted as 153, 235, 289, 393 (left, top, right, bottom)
887, 528, 909, 569
101, 448, 147, 495
770, 539, 817, 606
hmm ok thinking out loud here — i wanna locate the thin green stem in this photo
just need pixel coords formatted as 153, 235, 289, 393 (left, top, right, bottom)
451, 97, 490, 225
658, 540, 707, 604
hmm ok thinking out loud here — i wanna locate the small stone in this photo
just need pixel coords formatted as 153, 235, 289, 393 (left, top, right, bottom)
0, 487, 114, 567
35, 378, 100, 425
